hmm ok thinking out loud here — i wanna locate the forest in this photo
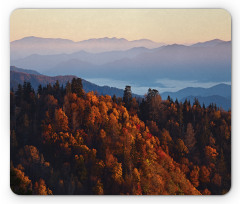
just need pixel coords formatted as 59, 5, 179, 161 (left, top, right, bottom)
10, 78, 231, 195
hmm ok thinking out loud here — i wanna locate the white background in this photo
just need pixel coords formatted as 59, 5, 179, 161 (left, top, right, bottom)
0, 0, 239, 203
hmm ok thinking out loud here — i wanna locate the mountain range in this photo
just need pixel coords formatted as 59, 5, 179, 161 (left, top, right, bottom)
161, 84, 231, 110
191, 39, 228, 47
161, 83, 231, 99
10, 66, 140, 98
10, 66, 231, 110
10, 37, 231, 110
10, 36, 165, 60
10, 37, 231, 86
11, 47, 152, 72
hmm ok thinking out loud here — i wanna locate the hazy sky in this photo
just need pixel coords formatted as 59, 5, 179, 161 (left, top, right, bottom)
10, 9, 231, 44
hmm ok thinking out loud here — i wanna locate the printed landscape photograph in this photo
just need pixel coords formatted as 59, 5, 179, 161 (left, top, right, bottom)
10, 9, 231, 195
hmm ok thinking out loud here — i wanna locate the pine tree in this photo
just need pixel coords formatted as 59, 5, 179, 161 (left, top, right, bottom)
71, 78, 84, 97
123, 86, 132, 108
66, 81, 72, 94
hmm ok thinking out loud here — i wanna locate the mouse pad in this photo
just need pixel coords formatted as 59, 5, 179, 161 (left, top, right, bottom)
10, 9, 231, 195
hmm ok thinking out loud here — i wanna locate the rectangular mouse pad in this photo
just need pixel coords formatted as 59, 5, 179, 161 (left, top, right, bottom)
10, 9, 231, 195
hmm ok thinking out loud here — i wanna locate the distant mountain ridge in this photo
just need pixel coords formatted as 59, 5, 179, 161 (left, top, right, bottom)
161, 84, 231, 99
191, 39, 231, 47
11, 39, 231, 85
48, 41, 231, 84
10, 36, 165, 60
10, 66, 141, 98
180, 95, 231, 111
10, 65, 41, 75
161, 83, 231, 110
11, 46, 152, 72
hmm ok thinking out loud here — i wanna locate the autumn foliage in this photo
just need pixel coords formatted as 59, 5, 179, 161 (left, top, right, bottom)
10, 79, 231, 195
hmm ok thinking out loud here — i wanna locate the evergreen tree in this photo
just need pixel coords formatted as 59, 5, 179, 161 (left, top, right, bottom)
66, 81, 72, 94
37, 84, 43, 95
15, 84, 23, 106
71, 78, 84, 97
123, 86, 132, 108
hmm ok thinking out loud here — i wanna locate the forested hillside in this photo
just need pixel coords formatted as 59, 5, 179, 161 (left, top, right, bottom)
10, 68, 138, 98
10, 78, 231, 195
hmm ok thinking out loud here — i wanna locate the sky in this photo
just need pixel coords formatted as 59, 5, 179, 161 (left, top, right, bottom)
10, 9, 231, 44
